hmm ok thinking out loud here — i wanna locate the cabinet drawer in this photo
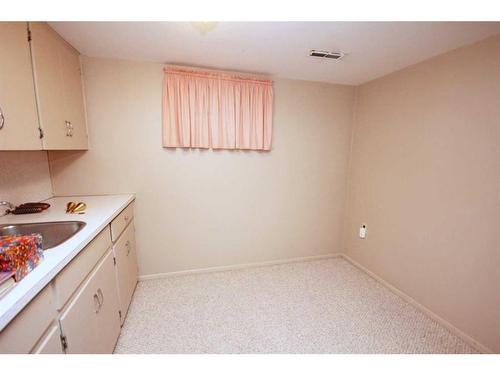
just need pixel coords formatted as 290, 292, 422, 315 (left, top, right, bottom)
54, 227, 111, 310
111, 202, 134, 242
0, 285, 55, 353
113, 220, 138, 324
31, 323, 63, 354
59, 249, 121, 354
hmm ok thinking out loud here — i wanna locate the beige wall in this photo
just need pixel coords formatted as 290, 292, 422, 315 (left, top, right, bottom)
0, 151, 53, 203
344, 35, 500, 352
49, 56, 355, 276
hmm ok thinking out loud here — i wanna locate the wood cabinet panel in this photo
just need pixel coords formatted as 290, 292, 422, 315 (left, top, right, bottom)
0, 286, 55, 353
29, 22, 88, 150
111, 203, 135, 242
31, 324, 64, 354
113, 221, 138, 324
59, 35, 88, 149
59, 249, 121, 354
53, 227, 111, 310
0, 22, 41, 150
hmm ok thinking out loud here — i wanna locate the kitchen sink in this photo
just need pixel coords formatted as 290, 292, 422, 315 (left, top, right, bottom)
0, 221, 86, 250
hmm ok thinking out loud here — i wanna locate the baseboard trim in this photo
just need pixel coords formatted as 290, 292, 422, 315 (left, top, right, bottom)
139, 253, 341, 281
340, 253, 493, 354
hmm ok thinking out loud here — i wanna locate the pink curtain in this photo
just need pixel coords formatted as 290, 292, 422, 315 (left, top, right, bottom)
162, 67, 273, 150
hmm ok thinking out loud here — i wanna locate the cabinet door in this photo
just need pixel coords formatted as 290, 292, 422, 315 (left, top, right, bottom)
114, 221, 138, 324
60, 38, 88, 148
29, 22, 88, 150
59, 250, 121, 354
0, 285, 55, 353
0, 22, 41, 150
31, 324, 64, 354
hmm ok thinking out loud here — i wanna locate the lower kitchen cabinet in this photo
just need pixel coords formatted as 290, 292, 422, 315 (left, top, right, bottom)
0, 285, 55, 353
113, 220, 138, 325
58, 249, 121, 354
0, 201, 137, 354
31, 324, 64, 354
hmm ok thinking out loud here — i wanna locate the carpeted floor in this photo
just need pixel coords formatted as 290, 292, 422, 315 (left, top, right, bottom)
114, 257, 477, 354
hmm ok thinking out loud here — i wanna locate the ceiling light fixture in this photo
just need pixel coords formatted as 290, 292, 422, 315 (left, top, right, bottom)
190, 22, 218, 35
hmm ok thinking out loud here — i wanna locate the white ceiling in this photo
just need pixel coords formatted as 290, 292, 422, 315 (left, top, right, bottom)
49, 22, 500, 85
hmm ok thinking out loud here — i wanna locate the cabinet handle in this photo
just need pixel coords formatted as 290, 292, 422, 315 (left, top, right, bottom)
125, 240, 131, 256
93, 293, 100, 313
97, 288, 104, 308
65, 121, 73, 137
93, 289, 104, 313
0, 105, 4, 130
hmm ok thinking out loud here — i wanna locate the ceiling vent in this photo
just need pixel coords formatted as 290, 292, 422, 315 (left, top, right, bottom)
309, 50, 345, 60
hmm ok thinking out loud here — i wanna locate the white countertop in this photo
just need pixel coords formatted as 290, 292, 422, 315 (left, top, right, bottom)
0, 194, 135, 331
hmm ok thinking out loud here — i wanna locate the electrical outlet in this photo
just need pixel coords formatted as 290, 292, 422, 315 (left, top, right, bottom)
359, 224, 367, 239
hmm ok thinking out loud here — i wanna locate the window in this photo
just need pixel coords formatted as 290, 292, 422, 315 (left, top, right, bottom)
162, 67, 273, 150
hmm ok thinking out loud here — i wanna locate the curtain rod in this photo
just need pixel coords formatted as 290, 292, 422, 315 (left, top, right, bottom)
164, 65, 273, 85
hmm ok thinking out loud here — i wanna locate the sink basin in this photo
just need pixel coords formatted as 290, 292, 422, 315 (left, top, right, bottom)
0, 221, 86, 250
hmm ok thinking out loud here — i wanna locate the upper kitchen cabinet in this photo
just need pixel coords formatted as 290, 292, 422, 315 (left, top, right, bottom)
0, 22, 42, 150
29, 22, 88, 150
